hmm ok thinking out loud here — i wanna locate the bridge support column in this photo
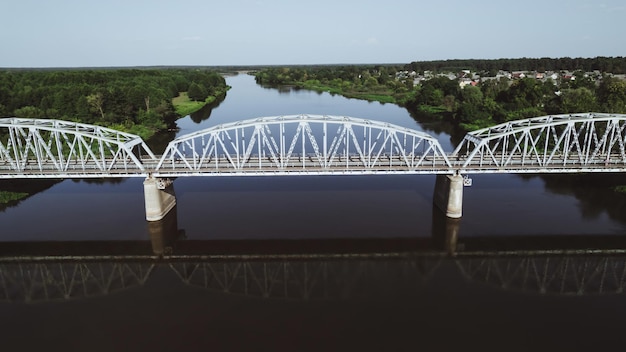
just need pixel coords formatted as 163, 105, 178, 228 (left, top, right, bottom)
433, 174, 463, 219
143, 177, 177, 222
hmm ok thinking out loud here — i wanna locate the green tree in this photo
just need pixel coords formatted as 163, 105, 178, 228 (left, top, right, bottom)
442, 95, 456, 112
561, 87, 597, 113
364, 76, 378, 88
14, 106, 44, 118
188, 82, 208, 101
86, 93, 105, 120
460, 85, 483, 105
501, 78, 543, 111
598, 77, 626, 113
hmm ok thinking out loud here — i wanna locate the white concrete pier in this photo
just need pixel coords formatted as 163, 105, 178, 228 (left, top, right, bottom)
143, 177, 177, 221
433, 174, 464, 218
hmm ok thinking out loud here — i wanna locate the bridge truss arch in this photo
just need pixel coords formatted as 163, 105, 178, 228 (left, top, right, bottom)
453, 113, 626, 173
154, 114, 451, 176
0, 118, 156, 178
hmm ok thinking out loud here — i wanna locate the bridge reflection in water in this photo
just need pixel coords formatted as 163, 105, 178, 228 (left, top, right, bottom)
2, 209, 626, 303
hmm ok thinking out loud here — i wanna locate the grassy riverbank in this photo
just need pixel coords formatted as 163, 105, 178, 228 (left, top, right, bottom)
108, 87, 228, 140
172, 90, 227, 117
298, 81, 397, 104
173, 92, 207, 116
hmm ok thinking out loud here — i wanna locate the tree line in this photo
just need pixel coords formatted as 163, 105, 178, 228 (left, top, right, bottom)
0, 68, 228, 139
404, 57, 626, 76
253, 59, 626, 130
255, 65, 410, 103
405, 73, 626, 130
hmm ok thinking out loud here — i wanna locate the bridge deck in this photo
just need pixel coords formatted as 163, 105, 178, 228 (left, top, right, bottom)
2, 152, 626, 178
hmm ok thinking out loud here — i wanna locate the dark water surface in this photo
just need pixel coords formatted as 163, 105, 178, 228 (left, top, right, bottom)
2, 73, 626, 351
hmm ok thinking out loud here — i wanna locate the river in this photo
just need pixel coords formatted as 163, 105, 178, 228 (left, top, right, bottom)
1, 73, 626, 351
2, 73, 625, 240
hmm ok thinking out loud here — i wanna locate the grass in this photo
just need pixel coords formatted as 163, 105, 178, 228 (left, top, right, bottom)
172, 92, 209, 117
417, 105, 448, 114
355, 94, 396, 104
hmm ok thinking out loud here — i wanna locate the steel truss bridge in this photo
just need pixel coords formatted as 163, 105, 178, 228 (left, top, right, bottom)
2, 254, 626, 303
3, 112, 626, 178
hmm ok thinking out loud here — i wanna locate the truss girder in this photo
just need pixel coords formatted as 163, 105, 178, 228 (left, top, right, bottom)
155, 114, 451, 176
456, 256, 626, 296
452, 113, 626, 172
6, 114, 626, 178
0, 118, 156, 178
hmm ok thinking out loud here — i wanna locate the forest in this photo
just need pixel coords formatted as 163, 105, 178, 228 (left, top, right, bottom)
404, 56, 626, 75
0, 68, 228, 139
254, 57, 626, 130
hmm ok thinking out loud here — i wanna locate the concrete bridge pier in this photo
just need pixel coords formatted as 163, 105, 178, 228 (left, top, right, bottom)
144, 176, 177, 222
433, 174, 464, 219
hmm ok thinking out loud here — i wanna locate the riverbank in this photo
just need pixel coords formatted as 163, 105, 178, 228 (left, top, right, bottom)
296, 81, 398, 104
108, 88, 229, 141
172, 87, 230, 117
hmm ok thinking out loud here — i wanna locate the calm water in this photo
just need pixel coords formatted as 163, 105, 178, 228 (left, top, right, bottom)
2, 73, 626, 351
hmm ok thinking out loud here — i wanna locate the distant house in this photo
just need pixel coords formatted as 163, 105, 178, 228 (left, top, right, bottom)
435, 72, 456, 80
459, 79, 478, 88
512, 72, 526, 79
612, 74, 626, 81
497, 71, 512, 80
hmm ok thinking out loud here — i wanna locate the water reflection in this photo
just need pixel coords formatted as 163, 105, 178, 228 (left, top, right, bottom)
0, 261, 154, 303
458, 256, 626, 296
189, 94, 226, 124
4, 208, 626, 303
539, 173, 626, 225
147, 205, 185, 255
407, 109, 465, 147
0, 179, 59, 211
258, 83, 299, 94
169, 258, 439, 300
4, 251, 626, 304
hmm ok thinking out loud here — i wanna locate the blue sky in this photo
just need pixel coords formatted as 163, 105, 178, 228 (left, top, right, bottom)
1, 0, 625, 67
